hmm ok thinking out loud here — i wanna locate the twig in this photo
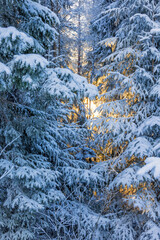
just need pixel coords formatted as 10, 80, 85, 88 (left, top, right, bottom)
0, 166, 14, 180
0, 134, 21, 157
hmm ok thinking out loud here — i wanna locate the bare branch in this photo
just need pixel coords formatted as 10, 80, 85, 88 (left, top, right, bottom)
0, 134, 22, 157
0, 166, 14, 180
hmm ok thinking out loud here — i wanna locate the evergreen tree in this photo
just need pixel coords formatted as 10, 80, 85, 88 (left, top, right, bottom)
0, 0, 104, 239
90, 0, 160, 239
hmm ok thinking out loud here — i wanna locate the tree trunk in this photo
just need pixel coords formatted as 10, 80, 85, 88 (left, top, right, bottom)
78, 0, 82, 75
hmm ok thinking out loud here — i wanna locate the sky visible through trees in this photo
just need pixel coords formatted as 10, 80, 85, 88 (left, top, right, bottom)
0, 0, 160, 239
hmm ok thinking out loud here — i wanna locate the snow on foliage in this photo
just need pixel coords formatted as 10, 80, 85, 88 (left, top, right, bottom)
55, 68, 98, 98
125, 190, 159, 220
10, 54, 48, 71
0, 26, 34, 47
0, 62, 10, 75
43, 68, 98, 100
8, 193, 44, 211
0, 26, 35, 57
25, 0, 60, 25
150, 84, 160, 98
0, 62, 10, 91
126, 137, 153, 158
138, 157, 160, 179
109, 165, 151, 189
130, 13, 154, 29
153, 141, 160, 157
103, 47, 136, 63
99, 37, 117, 46
138, 116, 160, 135
139, 220, 160, 240
33, 189, 65, 204
21, 0, 59, 47
63, 167, 103, 186
151, 28, 160, 35
112, 216, 136, 240
1, 229, 34, 240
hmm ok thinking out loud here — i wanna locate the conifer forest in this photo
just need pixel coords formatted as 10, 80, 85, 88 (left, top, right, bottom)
1, 0, 160, 239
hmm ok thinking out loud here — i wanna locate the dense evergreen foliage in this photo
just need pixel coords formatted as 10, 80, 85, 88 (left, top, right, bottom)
1, 0, 160, 239
0, 1, 105, 239
89, 0, 160, 239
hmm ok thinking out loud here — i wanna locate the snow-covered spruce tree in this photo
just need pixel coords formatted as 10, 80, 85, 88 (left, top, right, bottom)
0, 1, 108, 240
90, 0, 133, 160
89, 0, 160, 239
